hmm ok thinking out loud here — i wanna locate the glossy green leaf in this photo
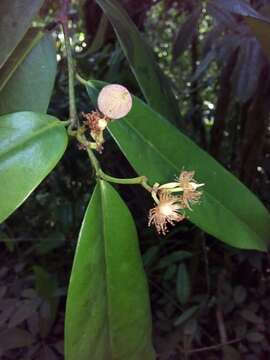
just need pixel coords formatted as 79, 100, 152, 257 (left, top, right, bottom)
0, 34, 57, 115
0, 0, 44, 68
86, 81, 270, 251
0, 28, 43, 92
95, 0, 180, 125
0, 112, 68, 223
65, 180, 155, 360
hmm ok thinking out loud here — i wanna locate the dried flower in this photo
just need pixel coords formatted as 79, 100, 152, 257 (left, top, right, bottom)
148, 193, 185, 235
158, 171, 204, 210
177, 171, 204, 210
97, 84, 132, 119
148, 171, 204, 235
82, 111, 110, 152
82, 111, 110, 132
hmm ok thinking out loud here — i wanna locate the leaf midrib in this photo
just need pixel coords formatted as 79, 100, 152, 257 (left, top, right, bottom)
99, 181, 114, 358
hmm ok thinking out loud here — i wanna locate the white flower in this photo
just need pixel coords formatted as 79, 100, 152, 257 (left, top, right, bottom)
148, 193, 185, 235
158, 171, 204, 210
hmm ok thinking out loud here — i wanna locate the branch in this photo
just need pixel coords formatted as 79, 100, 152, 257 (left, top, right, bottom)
59, 0, 78, 128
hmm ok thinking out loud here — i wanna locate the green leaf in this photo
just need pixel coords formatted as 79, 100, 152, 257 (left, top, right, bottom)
176, 264, 190, 305
86, 81, 270, 251
65, 180, 155, 360
156, 251, 192, 269
174, 305, 200, 327
95, 0, 180, 125
0, 28, 43, 92
0, 34, 57, 115
163, 264, 177, 280
0, 112, 68, 223
142, 245, 160, 268
0, 0, 45, 68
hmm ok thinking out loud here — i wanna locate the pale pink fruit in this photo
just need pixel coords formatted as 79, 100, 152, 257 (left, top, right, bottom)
97, 84, 132, 119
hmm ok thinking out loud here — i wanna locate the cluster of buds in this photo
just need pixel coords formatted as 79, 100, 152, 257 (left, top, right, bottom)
148, 171, 204, 235
81, 84, 132, 152
82, 111, 110, 152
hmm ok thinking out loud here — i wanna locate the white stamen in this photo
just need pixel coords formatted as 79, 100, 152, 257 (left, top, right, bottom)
159, 203, 174, 216
98, 118, 108, 130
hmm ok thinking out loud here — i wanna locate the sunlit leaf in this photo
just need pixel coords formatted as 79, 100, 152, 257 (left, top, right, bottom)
65, 181, 155, 360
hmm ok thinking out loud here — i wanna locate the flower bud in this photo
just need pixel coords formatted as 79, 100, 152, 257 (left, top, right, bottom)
97, 84, 132, 119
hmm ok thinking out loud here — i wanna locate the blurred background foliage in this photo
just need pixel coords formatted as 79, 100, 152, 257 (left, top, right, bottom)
1, 0, 270, 358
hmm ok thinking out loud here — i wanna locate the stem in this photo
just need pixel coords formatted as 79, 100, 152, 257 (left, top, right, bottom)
85, 147, 152, 192
60, 0, 78, 128
98, 169, 152, 192
61, 120, 72, 126
86, 148, 100, 174
76, 131, 97, 149
76, 73, 89, 86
